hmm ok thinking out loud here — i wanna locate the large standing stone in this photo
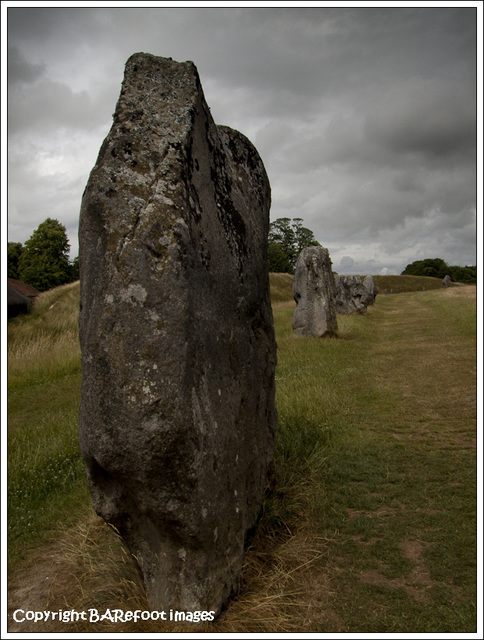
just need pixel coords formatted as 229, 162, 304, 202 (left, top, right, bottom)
335, 274, 368, 314
442, 274, 452, 287
78, 53, 277, 617
292, 246, 338, 337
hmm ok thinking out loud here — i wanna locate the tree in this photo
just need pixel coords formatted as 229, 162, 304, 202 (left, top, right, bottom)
292, 218, 320, 258
448, 265, 476, 284
18, 218, 72, 291
7, 242, 24, 278
401, 258, 477, 283
268, 242, 293, 274
70, 255, 80, 281
268, 217, 320, 273
401, 258, 449, 279
268, 217, 296, 270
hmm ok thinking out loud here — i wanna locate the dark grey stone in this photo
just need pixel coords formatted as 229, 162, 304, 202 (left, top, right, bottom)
78, 53, 277, 617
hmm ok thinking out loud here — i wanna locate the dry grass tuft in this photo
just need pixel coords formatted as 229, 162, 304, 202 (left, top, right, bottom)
8, 508, 338, 633
216, 525, 341, 633
9, 514, 154, 633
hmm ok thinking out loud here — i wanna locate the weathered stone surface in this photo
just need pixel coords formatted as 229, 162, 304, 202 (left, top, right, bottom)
78, 53, 277, 617
335, 274, 368, 314
292, 246, 338, 337
442, 274, 452, 287
362, 275, 378, 306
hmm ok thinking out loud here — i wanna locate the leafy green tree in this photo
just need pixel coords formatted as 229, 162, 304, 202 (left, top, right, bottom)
268, 242, 293, 273
448, 265, 476, 284
402, 259, 477, 283
401, 258, 450, 279
268, 217, 320, 273
292, 218, 319, 258
7, 242, 24, 278
268, 218, 296, 270
70, 255, 80, 281
18, 218, 72, 291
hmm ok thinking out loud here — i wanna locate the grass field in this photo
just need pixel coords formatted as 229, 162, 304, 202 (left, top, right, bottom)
7, 276, 477, 632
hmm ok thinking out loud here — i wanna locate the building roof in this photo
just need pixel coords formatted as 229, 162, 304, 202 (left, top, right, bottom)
7, 278, 40, 298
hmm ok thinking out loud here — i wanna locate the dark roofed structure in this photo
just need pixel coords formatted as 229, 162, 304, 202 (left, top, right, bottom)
7, 279, 40, 319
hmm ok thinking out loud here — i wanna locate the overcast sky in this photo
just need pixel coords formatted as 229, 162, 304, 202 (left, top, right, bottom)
4, 2, 480, 275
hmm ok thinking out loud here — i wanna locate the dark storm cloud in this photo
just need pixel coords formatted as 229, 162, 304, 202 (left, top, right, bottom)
5, 4, 479, 273
365, 78, 476, 159
8, 75, 104, 135
7, 45, 46, 85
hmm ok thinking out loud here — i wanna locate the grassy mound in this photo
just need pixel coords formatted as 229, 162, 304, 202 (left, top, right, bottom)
269, 272, 295, 303
371, 274, 450, 294
269, 272, 456, 305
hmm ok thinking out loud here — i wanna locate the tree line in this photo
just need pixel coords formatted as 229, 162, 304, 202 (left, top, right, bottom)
401, 258, 476, 284
8, 216, 476, 292
8, 218, 79, 292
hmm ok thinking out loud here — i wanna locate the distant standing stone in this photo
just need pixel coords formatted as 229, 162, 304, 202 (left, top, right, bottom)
335, 274, 368, 314
78, 53, 277, 618
442, 274, 452, 287
362, 275, 378, 306
292, 246, 338, 337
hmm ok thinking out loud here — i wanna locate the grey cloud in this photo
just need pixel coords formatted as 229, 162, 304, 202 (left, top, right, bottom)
5, 6, 478, 274
7, 7, 76, 41
7, 45, 46, 85
8, 77, 110, 136
339, 256, 355, 271
365, 78, 476, 159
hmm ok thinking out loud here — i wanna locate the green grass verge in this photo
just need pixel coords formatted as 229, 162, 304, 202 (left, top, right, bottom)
7, 282, 88, 566
271, 287, 476, 632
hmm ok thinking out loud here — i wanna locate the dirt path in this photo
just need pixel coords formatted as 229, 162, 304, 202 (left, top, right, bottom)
281, 286, 473, 631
